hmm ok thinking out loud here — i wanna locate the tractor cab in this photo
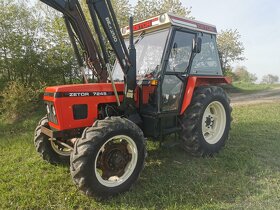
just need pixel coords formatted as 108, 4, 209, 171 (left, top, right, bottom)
113, 13, 224, 137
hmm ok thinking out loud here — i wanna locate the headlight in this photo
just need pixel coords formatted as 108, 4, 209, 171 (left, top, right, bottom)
52, 105, 56, 116
46, 105, 50, 114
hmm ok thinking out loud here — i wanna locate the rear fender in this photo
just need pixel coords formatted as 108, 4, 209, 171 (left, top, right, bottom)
180, 76, 231, 115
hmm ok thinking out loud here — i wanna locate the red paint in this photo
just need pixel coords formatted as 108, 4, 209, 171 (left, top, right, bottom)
127, 17, 159, 32
169, 15, 217, 33
180, 76, 230, 115
44, 83, 125, 130
180, 76, 197, 115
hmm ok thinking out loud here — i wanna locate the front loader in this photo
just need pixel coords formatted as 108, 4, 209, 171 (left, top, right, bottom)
34, 0, 232, 198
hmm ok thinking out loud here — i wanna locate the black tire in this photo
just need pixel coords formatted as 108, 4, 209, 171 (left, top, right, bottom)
34, 116, 70, 165
180, 86, 232, 156
70, 117, 146, 198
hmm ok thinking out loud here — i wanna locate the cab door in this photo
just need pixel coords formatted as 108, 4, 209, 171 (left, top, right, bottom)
161, 30, 196, 112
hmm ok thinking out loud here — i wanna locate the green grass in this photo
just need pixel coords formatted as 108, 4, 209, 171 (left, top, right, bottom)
223, 82, 280, 94
1, 103, 280, 209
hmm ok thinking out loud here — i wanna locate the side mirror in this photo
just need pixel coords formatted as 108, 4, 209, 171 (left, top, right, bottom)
193, 37, 202, 53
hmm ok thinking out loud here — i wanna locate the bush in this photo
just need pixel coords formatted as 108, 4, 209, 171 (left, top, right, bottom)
0, 81, 45, 121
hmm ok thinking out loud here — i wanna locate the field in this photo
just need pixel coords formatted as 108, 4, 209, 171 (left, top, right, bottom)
223, 82, 277, 94
1, 101, 280, 209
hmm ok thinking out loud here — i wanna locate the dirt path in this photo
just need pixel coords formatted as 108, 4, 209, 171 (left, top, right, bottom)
229, 87, 280, 106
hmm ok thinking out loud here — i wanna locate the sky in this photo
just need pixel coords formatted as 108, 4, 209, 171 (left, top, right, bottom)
130, 0, 280, 81
33, 0, 280, 81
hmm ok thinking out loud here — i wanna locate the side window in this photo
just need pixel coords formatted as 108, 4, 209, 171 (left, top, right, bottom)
191, 33, 222, 74
167, 31, 195, 73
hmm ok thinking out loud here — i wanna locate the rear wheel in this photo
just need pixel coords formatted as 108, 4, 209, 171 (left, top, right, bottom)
180, 86, 232, 156
34, 116, 71, 164
70, 117, 146, 198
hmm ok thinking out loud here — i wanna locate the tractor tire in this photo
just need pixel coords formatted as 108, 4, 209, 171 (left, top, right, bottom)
180, 86, 232, 157
34, 116, 70, 165
70, 117, 146, 198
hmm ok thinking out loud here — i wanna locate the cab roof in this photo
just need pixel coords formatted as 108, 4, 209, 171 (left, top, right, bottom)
121, 13, 217, 37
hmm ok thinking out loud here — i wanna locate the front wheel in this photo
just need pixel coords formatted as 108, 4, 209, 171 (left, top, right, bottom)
34, 116, 71, 164
70, 117, 146, 198
180, 86, 232, 156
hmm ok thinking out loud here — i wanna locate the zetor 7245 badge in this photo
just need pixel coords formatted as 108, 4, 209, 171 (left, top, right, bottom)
68, 92, 110, 97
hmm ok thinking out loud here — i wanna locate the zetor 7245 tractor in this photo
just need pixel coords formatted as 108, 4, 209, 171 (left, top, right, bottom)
35, 0, 232, 198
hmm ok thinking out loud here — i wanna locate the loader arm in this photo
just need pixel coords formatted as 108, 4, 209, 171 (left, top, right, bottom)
41, 0, 108, 82
41, 0, 138, 117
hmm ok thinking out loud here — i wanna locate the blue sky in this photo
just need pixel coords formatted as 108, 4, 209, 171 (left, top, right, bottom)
130, 0, 280, 81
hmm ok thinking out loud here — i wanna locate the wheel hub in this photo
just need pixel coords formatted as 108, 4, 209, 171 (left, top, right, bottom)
97, 141, 132, 179
205, 115, 214, 128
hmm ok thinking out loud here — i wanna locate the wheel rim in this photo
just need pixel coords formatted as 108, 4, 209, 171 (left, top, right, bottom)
202, 101, 226, 144
50, 140, 72, 156
94, 135, 138, 187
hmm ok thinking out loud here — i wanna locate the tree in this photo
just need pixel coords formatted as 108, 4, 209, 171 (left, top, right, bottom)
80, 0, 131, 27
261, 74, 279, 84
112, 0, 132, 27
0, 0, 190, 91
217, 29, 245, 74
234, 66, 257, 83
0, 0, 42, 87
161, 0, 191, 17
39, 6, 80, 85
0, 0, 82, 119
0, 1, 84, 86
134, 0, 191, 22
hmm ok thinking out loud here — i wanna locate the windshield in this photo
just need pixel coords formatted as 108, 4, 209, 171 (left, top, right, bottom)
113, 29, 169, 81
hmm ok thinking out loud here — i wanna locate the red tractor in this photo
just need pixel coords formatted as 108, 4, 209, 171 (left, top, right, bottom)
35, 0, 232, 198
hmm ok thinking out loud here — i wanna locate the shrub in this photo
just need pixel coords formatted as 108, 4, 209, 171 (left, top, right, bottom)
0, 81, 45, 121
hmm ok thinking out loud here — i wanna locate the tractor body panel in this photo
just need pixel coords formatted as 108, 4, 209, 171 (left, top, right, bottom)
43, 83, 124, 130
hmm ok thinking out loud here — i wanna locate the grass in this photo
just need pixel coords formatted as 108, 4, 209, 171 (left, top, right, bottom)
223, 82, 280, 94
1, 102, 280, 209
